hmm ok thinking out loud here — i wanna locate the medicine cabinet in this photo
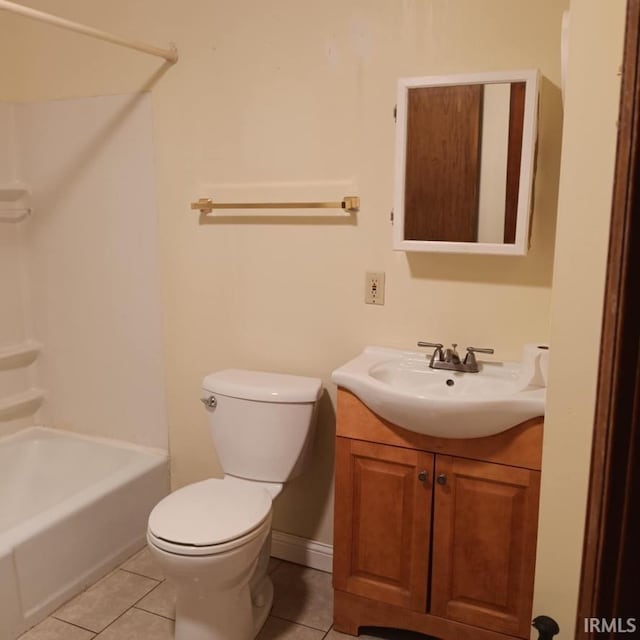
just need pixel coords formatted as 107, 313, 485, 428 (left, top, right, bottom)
393, 70, 539, 255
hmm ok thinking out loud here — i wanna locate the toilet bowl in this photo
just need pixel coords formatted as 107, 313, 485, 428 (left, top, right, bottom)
147, 369, 321, 640
147, 478, 275, 640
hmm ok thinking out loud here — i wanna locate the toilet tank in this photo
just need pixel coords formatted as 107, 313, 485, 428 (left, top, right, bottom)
202, 369, 322, 483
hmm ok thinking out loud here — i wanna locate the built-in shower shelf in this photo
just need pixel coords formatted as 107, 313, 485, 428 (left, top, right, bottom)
0, 208, 31, 222
0, 184, 31, 222
0, 341, 41, 370
0, 184, 29, 201
0, 388, 45, 421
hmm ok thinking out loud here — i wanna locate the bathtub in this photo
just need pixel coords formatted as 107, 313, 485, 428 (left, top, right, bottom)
0, 426, 169, 639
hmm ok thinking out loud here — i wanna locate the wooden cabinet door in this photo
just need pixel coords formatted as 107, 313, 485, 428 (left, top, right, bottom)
431, 456, 540, 638
333, 437, 434, 611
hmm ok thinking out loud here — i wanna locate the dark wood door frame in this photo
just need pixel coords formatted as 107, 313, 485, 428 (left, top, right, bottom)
576, 0, 640, 635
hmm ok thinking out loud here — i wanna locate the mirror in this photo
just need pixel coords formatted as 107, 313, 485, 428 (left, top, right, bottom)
392, 70, 539, 255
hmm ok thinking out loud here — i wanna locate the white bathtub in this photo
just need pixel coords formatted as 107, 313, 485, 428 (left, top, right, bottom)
0, 427, 169, 639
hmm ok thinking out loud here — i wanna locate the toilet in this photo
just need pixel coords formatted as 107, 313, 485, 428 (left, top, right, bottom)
146, 369, 322, 640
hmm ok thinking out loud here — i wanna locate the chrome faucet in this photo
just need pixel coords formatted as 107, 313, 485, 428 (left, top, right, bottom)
417, 341, 494, 373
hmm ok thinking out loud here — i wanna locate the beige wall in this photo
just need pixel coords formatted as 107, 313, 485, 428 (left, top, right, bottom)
4, 1, 625, 635
0, 0, 567, 547
533, 0, 626, 636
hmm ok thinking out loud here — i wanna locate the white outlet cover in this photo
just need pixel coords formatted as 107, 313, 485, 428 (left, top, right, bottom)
365, 271, 385, 305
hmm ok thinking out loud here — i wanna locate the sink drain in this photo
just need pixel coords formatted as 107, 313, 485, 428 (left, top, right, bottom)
446, 379, 455, 387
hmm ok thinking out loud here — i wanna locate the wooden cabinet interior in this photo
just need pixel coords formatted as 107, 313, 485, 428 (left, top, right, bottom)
333, 389, 543, 640
404, 85, 483, 242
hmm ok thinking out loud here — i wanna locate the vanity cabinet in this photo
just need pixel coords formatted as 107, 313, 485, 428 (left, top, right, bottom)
333, 389, 543, 640
334, 439, 433, 611
430, 456, 539, 635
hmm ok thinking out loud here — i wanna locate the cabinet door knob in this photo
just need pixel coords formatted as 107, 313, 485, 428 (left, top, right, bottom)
418, 470, 428, 482
436, 473, 447, 485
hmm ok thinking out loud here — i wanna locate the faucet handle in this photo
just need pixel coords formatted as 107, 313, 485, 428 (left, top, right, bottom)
417, 342, 444, 364
463, 346, 494, 371
466, 346, 494, 354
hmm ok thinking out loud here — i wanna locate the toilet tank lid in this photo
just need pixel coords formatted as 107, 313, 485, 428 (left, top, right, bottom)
202, 369, 322, 403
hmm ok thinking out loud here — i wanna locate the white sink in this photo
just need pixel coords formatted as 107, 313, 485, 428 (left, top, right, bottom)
332, 346, 546, 438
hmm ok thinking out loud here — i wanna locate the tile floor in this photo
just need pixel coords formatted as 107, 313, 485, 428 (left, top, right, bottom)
18, 547, 423, 640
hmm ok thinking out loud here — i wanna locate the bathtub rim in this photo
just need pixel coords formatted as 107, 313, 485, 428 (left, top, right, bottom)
0, 425, 168, 548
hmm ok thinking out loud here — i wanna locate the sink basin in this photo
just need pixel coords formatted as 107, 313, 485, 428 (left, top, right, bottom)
332, 346, 546, 438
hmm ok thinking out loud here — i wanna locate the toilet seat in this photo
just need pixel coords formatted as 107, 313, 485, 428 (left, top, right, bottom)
147, 518, 271, 557
148, 478, 272, 557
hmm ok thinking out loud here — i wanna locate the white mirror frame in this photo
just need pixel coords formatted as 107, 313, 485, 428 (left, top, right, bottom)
392, 69, 539, 255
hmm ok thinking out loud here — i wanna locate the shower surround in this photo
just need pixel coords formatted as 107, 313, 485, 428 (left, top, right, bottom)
0, 93, 169, 638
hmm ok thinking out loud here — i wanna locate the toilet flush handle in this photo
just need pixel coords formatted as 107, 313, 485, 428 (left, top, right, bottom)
201, 395, 217, 409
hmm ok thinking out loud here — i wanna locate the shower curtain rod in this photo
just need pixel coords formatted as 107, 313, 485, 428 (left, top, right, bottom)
0, 0, 178, 63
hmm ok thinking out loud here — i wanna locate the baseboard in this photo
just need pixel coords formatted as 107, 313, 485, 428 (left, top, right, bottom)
271, 530, 333, 573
